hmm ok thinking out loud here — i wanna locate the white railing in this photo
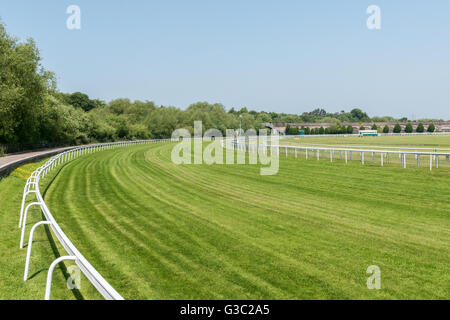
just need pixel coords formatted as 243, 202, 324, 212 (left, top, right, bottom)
278, 142, 450, 153
19, 139, 172, 300
228, 139, 450, 171
281, 132, 450, 138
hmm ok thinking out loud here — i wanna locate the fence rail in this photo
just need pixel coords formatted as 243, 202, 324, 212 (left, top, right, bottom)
280, 132, 450, 138
230, 139, 450, 170
19, 139, 172, 300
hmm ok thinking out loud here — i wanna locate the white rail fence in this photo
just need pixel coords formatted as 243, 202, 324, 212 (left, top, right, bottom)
19, 139, 171, 300
277, 142, 450, 153
229, 140, 450, 170
280, 132, 450, 138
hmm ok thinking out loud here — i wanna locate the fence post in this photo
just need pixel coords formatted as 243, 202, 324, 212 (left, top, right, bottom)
44, 256, 77, 300
20, 202, 43, 248
24, 221, 52, 281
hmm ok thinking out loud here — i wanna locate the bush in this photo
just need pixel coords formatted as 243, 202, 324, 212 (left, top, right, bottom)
359, 126, 365, 131
347, 125, 354, 134
405, 123, 413, 133
383, 125, 390, 133
371, 124, 378, 130
416, 123, 425, 133
0, 146, 4, 157
393, 124, 402, 133
427, 123, 435, 132
319, 126, 325, 135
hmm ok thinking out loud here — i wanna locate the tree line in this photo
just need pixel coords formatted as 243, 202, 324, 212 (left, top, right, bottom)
286, 122, 436, 135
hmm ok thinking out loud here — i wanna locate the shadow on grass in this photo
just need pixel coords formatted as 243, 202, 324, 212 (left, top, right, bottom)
28, 268, 47, 280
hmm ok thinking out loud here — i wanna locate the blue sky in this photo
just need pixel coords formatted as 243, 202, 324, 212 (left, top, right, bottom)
1, 0, 449, 119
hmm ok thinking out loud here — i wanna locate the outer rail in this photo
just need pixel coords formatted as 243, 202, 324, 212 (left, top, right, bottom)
19, 139, 171, 300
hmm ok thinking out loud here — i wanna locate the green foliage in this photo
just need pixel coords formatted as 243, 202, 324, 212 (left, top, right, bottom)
350, 108, 370, 122
371, 116, 396, 122
371, 124, 378, 130
427, 123, 435, 133
416, 123, 425, 133
0, 23, 54, 144
360, 126, 365, 131
56, 92, 105, 112
393, 124, 402, 133
285, 124, 292, 135
383, 125, 390, 133
319, 126, 325, 135
347, 125, 354, 134
405, 123, 413, 133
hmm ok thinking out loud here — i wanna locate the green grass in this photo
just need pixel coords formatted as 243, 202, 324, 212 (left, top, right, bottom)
1, 137, 449, 299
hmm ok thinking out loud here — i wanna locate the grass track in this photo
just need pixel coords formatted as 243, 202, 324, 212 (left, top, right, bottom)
35, 141, 450, 300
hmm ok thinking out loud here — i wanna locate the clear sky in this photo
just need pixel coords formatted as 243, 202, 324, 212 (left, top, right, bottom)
1, 0, 449, 119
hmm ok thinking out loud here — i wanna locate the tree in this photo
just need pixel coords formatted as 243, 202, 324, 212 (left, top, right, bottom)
359, 126, 366, 131
416, 123, 424, 133
405, 123, 413, 133
350, 108, 369, 121
238, 107, 248, 114
0, 23, 54, 144
383, 125, 390, 133
427, 123, 435, 133
347, 125, 354, 134
285, 124, 291, 135
393, 124, 402, 133
371, 124, 378, 130
319, 126, 325, 135
66, 92, 96, 112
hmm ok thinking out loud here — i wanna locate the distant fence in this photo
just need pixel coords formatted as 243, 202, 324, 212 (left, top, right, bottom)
230, 139, 450, 171
18, 139, 171, 300
281, 132, 450, 139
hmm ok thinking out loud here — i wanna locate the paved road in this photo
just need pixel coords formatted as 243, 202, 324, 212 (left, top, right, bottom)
0, 146, 75, 175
